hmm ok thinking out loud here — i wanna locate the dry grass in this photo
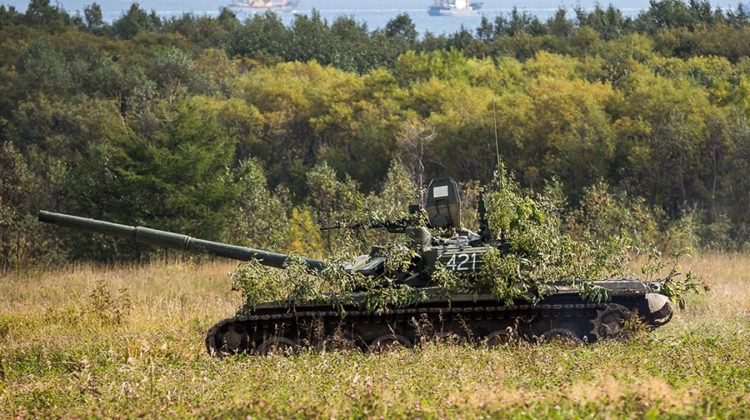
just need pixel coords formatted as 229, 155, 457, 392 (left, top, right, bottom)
1, 254, 749, 418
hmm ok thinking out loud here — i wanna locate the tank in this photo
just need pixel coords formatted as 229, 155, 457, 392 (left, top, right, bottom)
38, 176, 673, 355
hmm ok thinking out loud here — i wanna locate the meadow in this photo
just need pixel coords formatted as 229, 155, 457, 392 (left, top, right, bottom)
1, 254, 748, 418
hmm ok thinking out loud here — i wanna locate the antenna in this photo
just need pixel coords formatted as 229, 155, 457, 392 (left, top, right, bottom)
483, 54, 501, 169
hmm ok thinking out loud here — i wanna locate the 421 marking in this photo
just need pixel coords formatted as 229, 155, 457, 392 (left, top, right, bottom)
445, 253, 478, 271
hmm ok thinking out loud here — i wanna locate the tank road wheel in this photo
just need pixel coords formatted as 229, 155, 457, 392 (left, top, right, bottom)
590, 304, 632, 342
484, 327, 518, 347
434, 330, 469, 345
219, 325, 248, 354
316, 336, 357, 353
369, 334, 412, 352
539, 328, 583, 347
257, 337, 299, 355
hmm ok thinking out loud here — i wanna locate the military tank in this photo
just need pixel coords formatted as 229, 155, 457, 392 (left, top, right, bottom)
38, 177, 673, 355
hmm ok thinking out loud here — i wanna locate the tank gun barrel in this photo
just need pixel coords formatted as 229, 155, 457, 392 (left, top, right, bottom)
38, 211, 327, 271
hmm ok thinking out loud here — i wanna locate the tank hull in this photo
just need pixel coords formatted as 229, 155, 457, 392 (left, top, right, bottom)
206, 280, 673, 355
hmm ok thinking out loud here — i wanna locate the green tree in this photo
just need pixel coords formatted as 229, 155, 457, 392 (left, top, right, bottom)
383, 13, 418, 57
84, 2, 103, 31
23, 0, 70, 27
287, 10, 333, 64
111, 3, 161, 39
329, 16, 371, 72
610, 67, 719, 217
228, 159, 288, 250
111, 102, 239, 243
547, 9, 574, 38
494, 8, 546, 36
575, 5, 626, 41
306, 162, 363, 252
368, 160, 418, 216
228, 11, 289, 62
19, 37, 71, 98
147, 47, 200, 101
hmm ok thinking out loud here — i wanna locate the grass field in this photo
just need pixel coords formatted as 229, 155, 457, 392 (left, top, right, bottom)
1, 254, 749, 418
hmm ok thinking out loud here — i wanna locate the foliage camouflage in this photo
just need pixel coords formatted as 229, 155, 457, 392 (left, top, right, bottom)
230, 167, 704, 314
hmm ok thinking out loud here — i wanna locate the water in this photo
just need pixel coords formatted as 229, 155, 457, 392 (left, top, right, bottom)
0, 0, 740, 35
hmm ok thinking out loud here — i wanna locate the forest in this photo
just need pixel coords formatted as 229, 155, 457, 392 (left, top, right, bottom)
2, 0, 750, 272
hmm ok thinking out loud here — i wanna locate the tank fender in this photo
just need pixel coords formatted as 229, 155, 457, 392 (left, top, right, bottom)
346, 255, 386, 276
645, 293, 673, 322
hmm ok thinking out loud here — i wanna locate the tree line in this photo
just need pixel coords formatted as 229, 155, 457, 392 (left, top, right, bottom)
1, 0, 750, 272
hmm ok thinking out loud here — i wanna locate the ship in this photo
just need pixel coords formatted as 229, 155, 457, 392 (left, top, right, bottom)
227, 0, 299, 13
428, 0, 482, 16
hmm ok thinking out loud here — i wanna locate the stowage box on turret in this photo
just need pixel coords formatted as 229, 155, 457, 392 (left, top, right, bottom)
39, 177, 673, 355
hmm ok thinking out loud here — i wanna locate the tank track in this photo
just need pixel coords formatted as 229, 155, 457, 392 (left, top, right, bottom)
205, 302, 637, 356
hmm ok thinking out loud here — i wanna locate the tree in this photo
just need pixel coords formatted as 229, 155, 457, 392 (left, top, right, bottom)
494, 8, 546, 36
547, 9, 574, 38
228, 11, 288, 61
306, 161, 363, 228
396, 118, 436, 205
19, 37, 71, 98
385, 13, 417, 43
287, 10, 333, 64
636, 0, 697, 33
147, 47, 199, 103
329, 16, 371, 72
111, 3, 161, 39
384, 12, 417, 58
84, 2, 103, 30
369, 160, 418, 215
306, 162, 363, 251
228, 159, 288, 250
610, 67, 717, 217
476, 17, 494, 42
111, 101, 239, 243
575, 5, 626, 41
23, 0, 69, 27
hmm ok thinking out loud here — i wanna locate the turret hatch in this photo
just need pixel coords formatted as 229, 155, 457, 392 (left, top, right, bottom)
425, 177, 461, 229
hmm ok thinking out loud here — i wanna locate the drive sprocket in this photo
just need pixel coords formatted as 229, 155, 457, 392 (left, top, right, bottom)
590, 303, 632, 342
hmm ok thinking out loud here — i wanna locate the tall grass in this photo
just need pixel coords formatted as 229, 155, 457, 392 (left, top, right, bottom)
1, 255, 748, 418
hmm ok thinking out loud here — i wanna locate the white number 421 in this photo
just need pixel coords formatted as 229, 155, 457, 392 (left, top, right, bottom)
445, 253, 477, 271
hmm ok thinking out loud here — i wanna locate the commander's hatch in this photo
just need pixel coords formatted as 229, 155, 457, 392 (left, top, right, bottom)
425, 177, 461, 229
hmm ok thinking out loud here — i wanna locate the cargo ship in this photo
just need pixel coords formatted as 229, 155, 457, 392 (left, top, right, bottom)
428, 0, 482, 16
227, 0, 299, 13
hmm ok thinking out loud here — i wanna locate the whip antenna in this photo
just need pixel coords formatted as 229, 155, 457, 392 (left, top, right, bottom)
484, 54, 501, 168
